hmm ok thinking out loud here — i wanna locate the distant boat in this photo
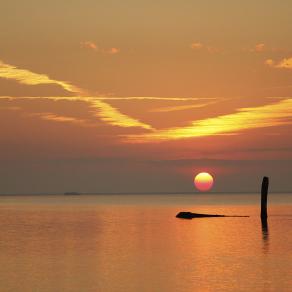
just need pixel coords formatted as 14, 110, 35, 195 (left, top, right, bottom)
64, 192, 81, 196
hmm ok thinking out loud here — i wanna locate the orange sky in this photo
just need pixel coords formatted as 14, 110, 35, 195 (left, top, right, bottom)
1, 1, 292, 193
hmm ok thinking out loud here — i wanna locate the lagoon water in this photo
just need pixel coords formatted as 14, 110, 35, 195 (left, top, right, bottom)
0, 194, 291, 291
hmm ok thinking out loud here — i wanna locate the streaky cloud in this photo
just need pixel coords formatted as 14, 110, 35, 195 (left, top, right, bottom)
31, 112, 93, 127
248, 43, 265, 53
0, 60, 153, 130
191, 42, 203, 50
104, 47, 120, 55
90, 99, 153, 130
80, 41, 98, 51
0, 95, 217, 102
0, 60, 82, 94
150, 101, 218, 113
265, 57, 292, 69
96, 96, 217, 101
0, 96, 153, 130
125, 99, 292, 142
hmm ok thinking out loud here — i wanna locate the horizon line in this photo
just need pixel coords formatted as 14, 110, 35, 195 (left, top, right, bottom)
0, 191, 291, 196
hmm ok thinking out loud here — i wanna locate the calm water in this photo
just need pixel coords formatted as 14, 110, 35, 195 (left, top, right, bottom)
0, 194, 291, 292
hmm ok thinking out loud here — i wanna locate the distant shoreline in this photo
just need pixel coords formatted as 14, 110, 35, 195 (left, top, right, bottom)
0, 191, 291, 196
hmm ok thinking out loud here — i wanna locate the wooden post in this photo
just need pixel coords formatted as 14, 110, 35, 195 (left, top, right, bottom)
261, 176, 269, 220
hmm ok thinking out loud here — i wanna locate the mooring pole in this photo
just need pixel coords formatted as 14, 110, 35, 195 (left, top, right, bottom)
261, 176, 269, 220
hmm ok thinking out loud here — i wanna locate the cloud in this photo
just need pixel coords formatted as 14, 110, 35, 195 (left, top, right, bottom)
80, 41, 98, 51
192, 42, 269, 54
206, 46, 221, 54
0, 60, 153, 130
1, 95, 213, 102
96, 96, 216, 101
1, 95, 154, 130
0, 60, 82, 94
265, 57, 292, 69
255, 43, 265, 52
0, 59, 218, 131
249, 43, 266, 53
190, 42, 221, 53
246, 44, 291, 54
90, 99, 153, 130
150, 102, 216, 113
0, 95, 215, 130
80, 42, 120, 55
125, 99, 292, 142
265, 59, 274, 66
31, 112, 93, 127
105, 47, 120, 55
0, 105, 21, 111
191, 42, 203, 50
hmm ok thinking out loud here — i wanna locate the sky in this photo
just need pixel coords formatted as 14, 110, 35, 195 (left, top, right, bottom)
1, 0, 292, 194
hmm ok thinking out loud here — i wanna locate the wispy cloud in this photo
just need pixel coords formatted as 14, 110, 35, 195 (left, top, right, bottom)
90, 100, 153, 129
1, 96, 215, 102
125, 99, 292, 142
0, 95, 216, 130
0, 60, 152, 130
80, 42, 120, 55
254, 43, 265, 52
31, 112, 93, 127
80, 41, 98, 51
1, 95, 154, 130
150, 102, 216, 113
0, 105, 21, 111
265, 59, 275, 66
96, 96, 216, 101
191, 42, 203, 50
0, 59, 217, 131
104, 47, 120, 55
248, 43, 266, 53
0, 60, 82, 94
265, 57, 292, 69
190, 42, 221, 53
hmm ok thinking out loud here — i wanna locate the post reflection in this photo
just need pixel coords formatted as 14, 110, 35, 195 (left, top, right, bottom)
261, 218, 269, 253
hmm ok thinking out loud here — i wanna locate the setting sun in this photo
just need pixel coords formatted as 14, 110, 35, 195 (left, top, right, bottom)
194, 172, 214, 192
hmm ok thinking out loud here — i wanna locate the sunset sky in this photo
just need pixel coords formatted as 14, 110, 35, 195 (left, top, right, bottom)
1, 0, 292, 194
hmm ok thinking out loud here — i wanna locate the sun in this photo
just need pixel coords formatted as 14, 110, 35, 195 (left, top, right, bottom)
194, 172, 214, 192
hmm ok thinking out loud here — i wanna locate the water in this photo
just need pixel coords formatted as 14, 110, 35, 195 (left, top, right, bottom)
0, 194, 291, 292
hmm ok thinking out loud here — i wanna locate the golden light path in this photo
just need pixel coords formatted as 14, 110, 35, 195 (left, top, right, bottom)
194, 172, 214, 192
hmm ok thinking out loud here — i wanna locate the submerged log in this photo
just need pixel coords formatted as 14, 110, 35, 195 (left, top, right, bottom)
261, 176, 269, 220
176, 211, 249, 219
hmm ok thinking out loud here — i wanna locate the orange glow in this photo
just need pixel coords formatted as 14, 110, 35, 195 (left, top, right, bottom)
194, 172, 214, 192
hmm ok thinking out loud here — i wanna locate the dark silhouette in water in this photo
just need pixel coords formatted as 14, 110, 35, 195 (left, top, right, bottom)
176, 212, 225, 219
261, 176, 269, 220
261, 216, 269, 253
261, 218, 269, 240
176, 211, 249, 219
260, 176, 270, 252
176, 176, 269, 219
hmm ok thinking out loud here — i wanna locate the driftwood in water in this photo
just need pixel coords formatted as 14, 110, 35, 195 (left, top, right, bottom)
176, 211, 249, 219
176, 177, 270, 220
261, 176, 269, 220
